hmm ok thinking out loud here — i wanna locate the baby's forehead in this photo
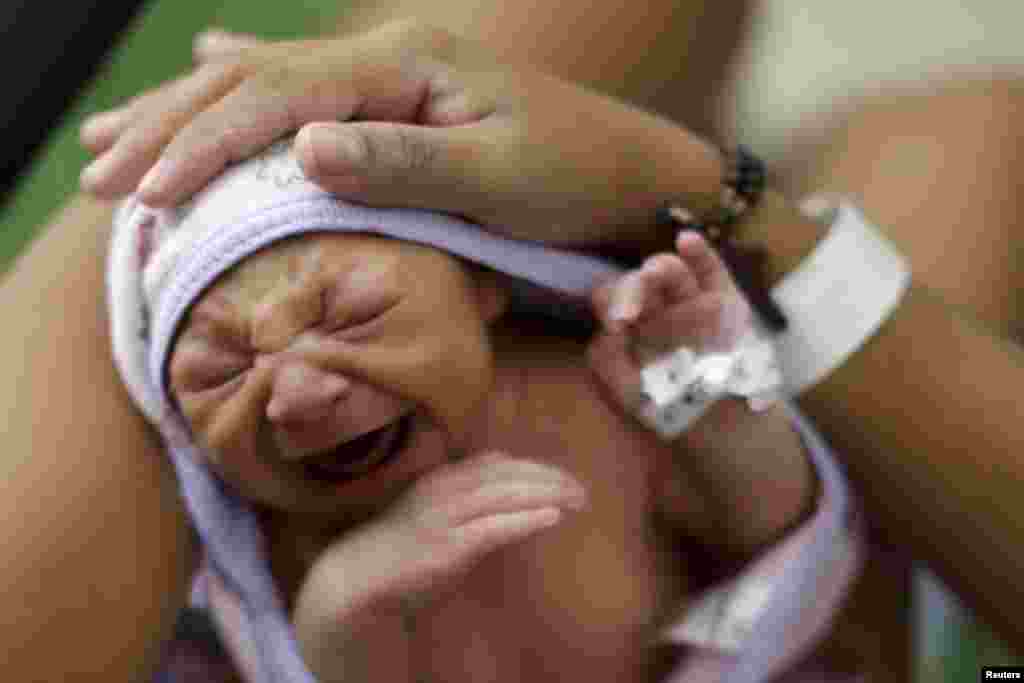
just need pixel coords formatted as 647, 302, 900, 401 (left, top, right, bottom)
215, 235, 322, 301
198, 231, 466, 312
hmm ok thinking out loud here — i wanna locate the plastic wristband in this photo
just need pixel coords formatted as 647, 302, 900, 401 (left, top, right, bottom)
637, 329, 784, 440
772, 197, 912, 395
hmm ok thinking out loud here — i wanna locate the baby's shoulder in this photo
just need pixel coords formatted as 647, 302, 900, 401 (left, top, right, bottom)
487, 327, 670, 471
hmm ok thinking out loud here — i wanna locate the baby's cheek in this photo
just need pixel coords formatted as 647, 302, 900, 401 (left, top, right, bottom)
415, 328, 495, 443
198, 417, 291, 504
184, 379, 266, 466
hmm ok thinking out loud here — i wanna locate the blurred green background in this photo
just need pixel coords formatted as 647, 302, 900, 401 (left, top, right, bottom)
0, 0, 340, 270
0, 1, 1018, 681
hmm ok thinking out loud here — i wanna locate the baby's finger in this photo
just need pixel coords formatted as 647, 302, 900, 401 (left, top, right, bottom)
676, 230, 733, 294
639, 252, 700, 304
443, 473, 586, 528
627, 291, 725, 355
451, 507, 563, 556
595, 256, 700, 334
597, 271, 647, 331
417, 452, 585, 501
590, 275, 623, 333
586, 332, 646, 415
376, 452, 584, 587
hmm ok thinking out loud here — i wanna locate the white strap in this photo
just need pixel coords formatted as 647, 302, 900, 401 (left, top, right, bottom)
773, 197, 911, 395
638, 330, 783, 439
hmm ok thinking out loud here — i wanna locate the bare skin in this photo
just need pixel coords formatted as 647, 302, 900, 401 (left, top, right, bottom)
7, 4, 968, 681
81, 26, 916, 678
167, 232, 817, 682
0, 195, 196, 682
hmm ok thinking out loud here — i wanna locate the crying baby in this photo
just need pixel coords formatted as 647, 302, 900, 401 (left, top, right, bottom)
108, 138, 861, 683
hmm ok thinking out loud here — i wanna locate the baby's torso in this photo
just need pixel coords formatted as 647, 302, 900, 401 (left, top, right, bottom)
406, 338, 690, 683
272, 331, 696, 683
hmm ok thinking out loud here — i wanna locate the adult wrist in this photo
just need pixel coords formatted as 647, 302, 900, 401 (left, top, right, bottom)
653, 140, 912, 399
650, 125, 827, 283
729, 189, 831, 287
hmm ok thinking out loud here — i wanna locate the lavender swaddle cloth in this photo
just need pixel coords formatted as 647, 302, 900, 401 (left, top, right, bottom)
107, 138, 865, 683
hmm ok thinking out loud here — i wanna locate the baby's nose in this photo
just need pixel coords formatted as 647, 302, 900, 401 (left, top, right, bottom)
265, 358, 351, 425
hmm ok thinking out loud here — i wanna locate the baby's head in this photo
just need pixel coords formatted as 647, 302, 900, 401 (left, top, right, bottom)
108, 135, 616, 536
167, 231, 508, 519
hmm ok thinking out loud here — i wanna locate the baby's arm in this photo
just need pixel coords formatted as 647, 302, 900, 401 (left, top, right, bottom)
587, 232, 817, 555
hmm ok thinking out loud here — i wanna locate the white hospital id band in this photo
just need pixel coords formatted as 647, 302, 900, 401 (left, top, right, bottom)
773, 197, 911, 395
638, 330, 784, 439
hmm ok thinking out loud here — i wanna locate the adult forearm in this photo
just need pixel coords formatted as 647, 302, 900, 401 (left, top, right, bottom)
0, 195, 196, 681
806, 284, 1024, 648
333, 0, 747, 134
710, 189, 1024, 647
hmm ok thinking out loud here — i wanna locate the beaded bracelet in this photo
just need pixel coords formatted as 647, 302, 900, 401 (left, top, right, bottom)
655, 146, 788, 333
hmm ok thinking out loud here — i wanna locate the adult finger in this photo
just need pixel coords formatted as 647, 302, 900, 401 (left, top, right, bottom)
80, 72, 199, 156
80, 60, 250, 197
135, 47, 445, 206
80, 107, 132, 155
293, 118, 506, 222
81, 32, 273, 159
193, 29, 266, 64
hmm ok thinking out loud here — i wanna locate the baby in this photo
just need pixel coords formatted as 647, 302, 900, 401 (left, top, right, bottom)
108, 140, 863, 683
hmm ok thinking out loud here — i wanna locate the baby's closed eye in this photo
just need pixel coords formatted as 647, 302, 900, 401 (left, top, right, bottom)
171, 340, 252, 393
319, 283, 402, 338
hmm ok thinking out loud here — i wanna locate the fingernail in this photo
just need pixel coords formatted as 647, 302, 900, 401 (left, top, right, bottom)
266, 398, 283, 421
303, 124, 364, 176
608, 296, 639, 325
80, 153, 117, 190
536, 507, 563, 528
608, 272, 645, 324
81, 110, 124, 141
138, 158, 173, 197
197, 28, 231, 45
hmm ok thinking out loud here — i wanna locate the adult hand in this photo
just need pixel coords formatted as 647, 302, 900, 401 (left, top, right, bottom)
79, 20, 723, 245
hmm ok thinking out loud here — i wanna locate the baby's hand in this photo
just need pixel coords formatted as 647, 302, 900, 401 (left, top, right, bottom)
293, 452, 585, 681
587, 231, 753, 415
587, 232, 815, 554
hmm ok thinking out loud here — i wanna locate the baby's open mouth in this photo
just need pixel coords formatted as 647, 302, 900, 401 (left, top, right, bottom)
302, 413, 413, 483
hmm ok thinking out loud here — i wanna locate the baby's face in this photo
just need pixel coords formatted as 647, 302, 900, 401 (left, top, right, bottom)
168, 233, 500, 518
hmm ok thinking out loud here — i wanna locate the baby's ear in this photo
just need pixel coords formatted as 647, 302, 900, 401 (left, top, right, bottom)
471, 269, 510, 323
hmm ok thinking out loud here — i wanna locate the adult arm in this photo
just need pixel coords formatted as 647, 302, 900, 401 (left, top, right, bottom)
1, 7, 744, 678
720, 192, 1024, 650
77, 23, 1024, 647
329, 0, 750, 135
0, 195, 197, 681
